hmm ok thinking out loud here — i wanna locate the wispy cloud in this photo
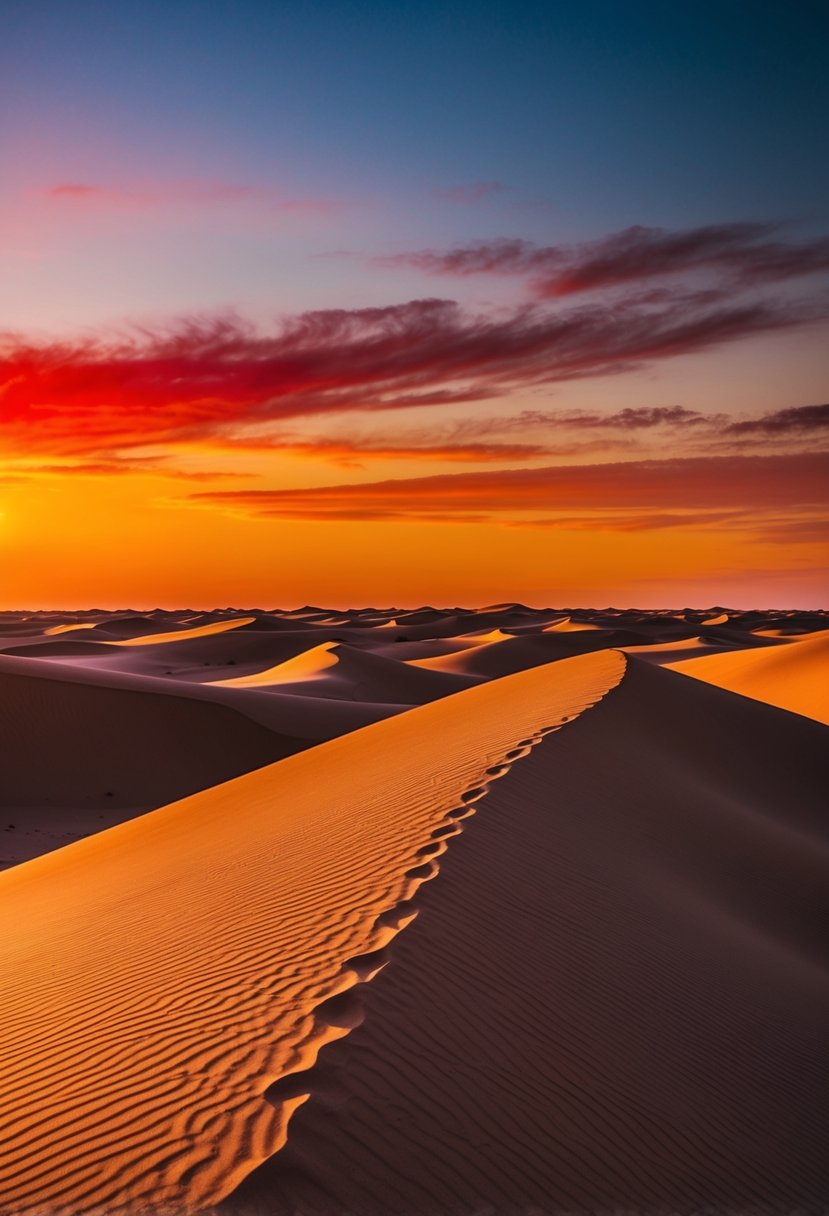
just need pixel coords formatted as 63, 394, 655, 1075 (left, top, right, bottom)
3, 287, 820, 461
377, 222, 829, 296
724, 401, 829, 435
218, 434, 556, 466
188, 451, 829, 524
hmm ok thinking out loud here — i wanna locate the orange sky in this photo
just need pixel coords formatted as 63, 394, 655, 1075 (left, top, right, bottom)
2, 440, 826, 608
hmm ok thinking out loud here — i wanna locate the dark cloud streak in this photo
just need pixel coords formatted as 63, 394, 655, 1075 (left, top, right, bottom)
379, 222, 829, 297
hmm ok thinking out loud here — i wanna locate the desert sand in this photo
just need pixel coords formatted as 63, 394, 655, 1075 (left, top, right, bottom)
0, 604, 827, 1214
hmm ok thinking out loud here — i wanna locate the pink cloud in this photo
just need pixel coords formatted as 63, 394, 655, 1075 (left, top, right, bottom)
43, 180, 339, 216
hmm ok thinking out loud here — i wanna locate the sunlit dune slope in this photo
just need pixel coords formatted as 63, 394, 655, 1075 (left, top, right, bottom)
0, 650, 623, 1216
110, 616, 257, 646
0, 655, 295, 814
78, 613, 188, 639
668, 628, 829, 725
43, 623, 98, 636
213, 641, 341, 686
228, 659, 829, 1216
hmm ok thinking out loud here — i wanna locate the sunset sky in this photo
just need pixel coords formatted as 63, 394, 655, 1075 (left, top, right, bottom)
2, 0, 828, 607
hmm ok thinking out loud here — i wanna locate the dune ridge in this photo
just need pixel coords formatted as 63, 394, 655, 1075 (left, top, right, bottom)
227, 659, 829, 1215
0, 649, 624, 1215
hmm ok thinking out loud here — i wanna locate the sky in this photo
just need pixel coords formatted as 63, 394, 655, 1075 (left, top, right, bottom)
1, 0, 828, 608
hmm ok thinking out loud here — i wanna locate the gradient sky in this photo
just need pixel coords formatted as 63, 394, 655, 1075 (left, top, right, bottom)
1, 0, 828, 607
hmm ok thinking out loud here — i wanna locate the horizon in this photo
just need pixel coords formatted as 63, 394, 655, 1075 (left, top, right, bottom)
4, 601, 828, 615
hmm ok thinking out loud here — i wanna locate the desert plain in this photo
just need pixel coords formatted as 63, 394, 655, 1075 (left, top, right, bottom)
0, 604, 827, 1215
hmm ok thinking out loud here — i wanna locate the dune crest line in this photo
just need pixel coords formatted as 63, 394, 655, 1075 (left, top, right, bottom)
0, 649, 625, 1215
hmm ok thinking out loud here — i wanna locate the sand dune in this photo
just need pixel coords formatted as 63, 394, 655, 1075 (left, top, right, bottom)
0, 649, 623, 1215
0, 654, 297, 866
621, 635, 742, 664
669, 628, 829, 725
4, 647, 403, 765
229, 659, 829, 1215
0, 603, 827, 1213
409, 629, 621, 677
43, 622, 98, 636
110, 615, 258, 646
211, 642, 478, 703
61, 628, 346, 682
214, 642, 342, 686
1, 638, 119, 658
543, 615, 603, 631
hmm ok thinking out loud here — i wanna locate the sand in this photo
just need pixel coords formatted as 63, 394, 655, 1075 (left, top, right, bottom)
0, 649, 622, 1215
669, 627, 829, 725
230, 659, 829, 1214
0, 604, 826, 1215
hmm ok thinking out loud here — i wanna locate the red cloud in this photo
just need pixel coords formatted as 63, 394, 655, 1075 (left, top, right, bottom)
189, 451, 829, 523
1, 292, 820, 460
379, 222, 829, 296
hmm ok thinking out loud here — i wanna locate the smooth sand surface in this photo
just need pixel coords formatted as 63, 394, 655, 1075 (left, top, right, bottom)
227, 659, 829, 1215
0, 649, 622, 1215
669, 627, 829, 725
0, 655, 297, 866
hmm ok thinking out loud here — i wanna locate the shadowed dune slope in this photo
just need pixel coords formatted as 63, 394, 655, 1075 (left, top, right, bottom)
669, 628, 829, 725
228, 659, 829, 1216
0, 658, 298, 811
0, 651, 623, 1216
0, 652, 402, 739
620, 636, 743, 664
0, 639, 118, 658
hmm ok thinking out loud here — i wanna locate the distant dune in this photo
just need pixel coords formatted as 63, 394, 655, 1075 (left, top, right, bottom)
669, 627, 829, 725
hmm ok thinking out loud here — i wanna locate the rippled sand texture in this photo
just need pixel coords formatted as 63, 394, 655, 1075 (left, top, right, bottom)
0, 650, 623, 1214
230, 661, 829, 1214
